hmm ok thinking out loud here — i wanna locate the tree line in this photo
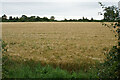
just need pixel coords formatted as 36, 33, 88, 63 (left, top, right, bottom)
0, 15, 56, 22
0, 14, 117, 22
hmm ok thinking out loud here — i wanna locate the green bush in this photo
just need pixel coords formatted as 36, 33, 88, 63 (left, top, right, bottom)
98, 46, 120, 78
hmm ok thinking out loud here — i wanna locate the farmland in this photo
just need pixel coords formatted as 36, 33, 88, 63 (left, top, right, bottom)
2, 22, 117, 73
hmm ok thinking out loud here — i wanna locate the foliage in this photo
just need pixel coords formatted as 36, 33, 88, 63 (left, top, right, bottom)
50, 16, 55, 21
98, 2, 119, 21
1, 14, 113, 22
1, 15, 53, 22
98, 2, 120, 78
98, 46, 120, 78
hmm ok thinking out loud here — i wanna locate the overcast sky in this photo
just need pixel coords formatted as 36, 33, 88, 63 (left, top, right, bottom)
0, 0, 119, 20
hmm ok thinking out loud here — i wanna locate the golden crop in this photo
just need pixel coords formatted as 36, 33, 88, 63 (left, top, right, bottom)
2, 22, 117, 71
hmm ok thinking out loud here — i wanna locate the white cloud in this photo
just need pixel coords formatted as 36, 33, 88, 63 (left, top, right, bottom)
1, 1, 118, 20
1, 2, 105, 20
1, 0, 120, 2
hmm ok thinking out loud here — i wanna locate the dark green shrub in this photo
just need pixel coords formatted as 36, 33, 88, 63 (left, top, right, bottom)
2, 41, 8, 52
98, 46, 120, 78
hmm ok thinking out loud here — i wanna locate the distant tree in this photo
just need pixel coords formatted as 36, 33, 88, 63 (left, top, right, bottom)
13, 17, 16, 21
2, 14, 7, 21
12, 17, 19, 22
21, 15, 27, 19
2, 14, 7, 19
91, 17, 94, 21
15, 17, 19, 21
78, 19, 82, 21
35, 16, 41, 21
69, 19, 73, 21
43, 17, 49, 21
85, 18, 89, 21
50, 16, 55, 21
82, 17, 85, 20
20, 15, 28, 22
9, 16, 13, 20
29, 16, 36, 22
64, 18, 67, 21
73, 19, 77, 21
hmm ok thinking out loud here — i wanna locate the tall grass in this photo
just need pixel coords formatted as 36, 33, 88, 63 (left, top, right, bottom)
2, 55, 98, 78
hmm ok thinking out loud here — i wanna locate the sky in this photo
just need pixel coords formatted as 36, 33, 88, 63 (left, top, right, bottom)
0, 0, 119, 20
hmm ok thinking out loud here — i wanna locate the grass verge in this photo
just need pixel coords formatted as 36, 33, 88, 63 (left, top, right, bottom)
2, 55, 98, 78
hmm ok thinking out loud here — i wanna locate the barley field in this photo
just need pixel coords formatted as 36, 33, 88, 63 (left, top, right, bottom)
2, 22, 117, 71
